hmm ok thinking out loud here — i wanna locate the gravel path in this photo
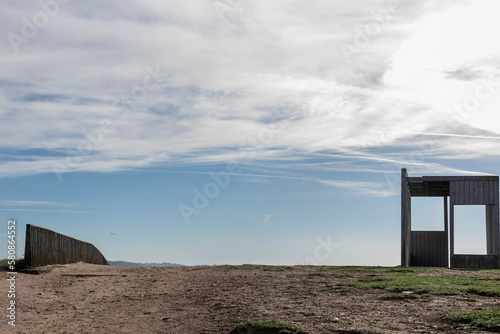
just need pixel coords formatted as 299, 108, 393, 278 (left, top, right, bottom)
1, 263, 498, 333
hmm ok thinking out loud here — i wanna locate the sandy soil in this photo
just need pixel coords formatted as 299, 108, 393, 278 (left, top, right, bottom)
1, 263, 499, 333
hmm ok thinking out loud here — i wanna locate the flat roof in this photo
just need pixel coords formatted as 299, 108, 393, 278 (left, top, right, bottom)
404, 175, 499, 197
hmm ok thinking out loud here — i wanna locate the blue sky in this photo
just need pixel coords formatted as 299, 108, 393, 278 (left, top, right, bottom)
1, 0, 500, 265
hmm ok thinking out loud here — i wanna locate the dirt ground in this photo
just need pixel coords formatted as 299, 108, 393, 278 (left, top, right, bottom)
1, 263, 499, 333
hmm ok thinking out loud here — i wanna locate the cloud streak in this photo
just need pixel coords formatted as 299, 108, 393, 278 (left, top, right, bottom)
1, 0, 499, 183
0, 200, 78, 207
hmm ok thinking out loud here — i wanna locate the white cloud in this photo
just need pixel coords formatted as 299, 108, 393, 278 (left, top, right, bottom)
1, 0, 499, 183
0, 200, 77, 207
0, 200, 94, 213
262, 214, 277, 224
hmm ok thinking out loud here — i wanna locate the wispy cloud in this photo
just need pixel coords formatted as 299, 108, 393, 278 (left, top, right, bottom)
412, 132, 500, 140
0, 200, 78, 207
319, 180, 396, 197
0, 200, 93, 213
262, 214, 278, 224
1, 0, 499, 181
0, 208, 96, 214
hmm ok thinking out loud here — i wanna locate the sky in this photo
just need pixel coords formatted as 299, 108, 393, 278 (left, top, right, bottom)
1, 0, 500, 266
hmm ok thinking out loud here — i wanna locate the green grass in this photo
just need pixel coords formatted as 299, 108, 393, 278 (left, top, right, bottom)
0, 258, 29, 270
225, 265, 421, 272
336, 273, 500, 296
307, 272, 353, 278
226, 264, 296, 271
1, 258, 55, 275
230, 319, 308, 334
319, 265, 419, 273
448, 307, 500, 330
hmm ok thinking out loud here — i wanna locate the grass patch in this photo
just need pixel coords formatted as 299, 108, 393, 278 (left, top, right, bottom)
337, 273, 500, 296
0, 259, 55, 275
230, 319, 308, 334
308, 272, 353, 278
233, 265, 421, 273
263, 266, 295, 272
320, 266, 419, 273
6, 258, 30, 271
448, 307, 500, 330
233, 265, 295, 272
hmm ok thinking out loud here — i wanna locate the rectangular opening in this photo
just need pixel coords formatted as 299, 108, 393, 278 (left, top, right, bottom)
411, 197, 445, 231
454, 205, 487, 255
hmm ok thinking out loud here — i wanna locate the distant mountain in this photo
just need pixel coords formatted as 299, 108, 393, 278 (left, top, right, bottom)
109, 261, 185, 267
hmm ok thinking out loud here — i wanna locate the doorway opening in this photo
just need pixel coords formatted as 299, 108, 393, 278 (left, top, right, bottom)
453, 205, 487, 255
411, 197, 445, 231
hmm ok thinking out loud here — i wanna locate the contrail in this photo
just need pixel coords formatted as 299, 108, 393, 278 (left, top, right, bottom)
412, 132, 500, 140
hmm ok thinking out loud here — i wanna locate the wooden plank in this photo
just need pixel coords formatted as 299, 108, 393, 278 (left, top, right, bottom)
491, 181, 497, 204
473, 181, 479, 203
450, 204, 455, 257
463, 180, 468, 204
486, 181, 491, 204
494, 181, 500, 268
444, 197, 448, 232
452, 255, 497, 269
450, 181, 455, 205
462, 181, 467, 205
488, 181, 494, 204
401, 168, 409, 266
479, 180, 483, 203
474, 180, 480, 203
486, 205, 493, 254
407, 176, 499, 182
25, 225, 32, 266
430, 232, 436, 266
456, 181, 462, 205
467, 180, 472, 204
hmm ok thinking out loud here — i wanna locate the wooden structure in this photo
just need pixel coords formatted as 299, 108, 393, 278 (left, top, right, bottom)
25, 224, 109, 267
401, 169, 500, 268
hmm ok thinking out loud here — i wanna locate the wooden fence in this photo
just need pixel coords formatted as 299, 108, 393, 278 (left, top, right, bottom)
24, 224, 109, 267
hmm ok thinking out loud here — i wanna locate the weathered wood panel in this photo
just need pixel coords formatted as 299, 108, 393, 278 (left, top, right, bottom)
450, 180, 497, 205
494, 181, 500, 268
401, 169, 410, 266
451, 255, 498, 269
410, 231, 448, 267
407, 176, 499, 182
486, 205, 494, 254
24, 224, 108, 267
